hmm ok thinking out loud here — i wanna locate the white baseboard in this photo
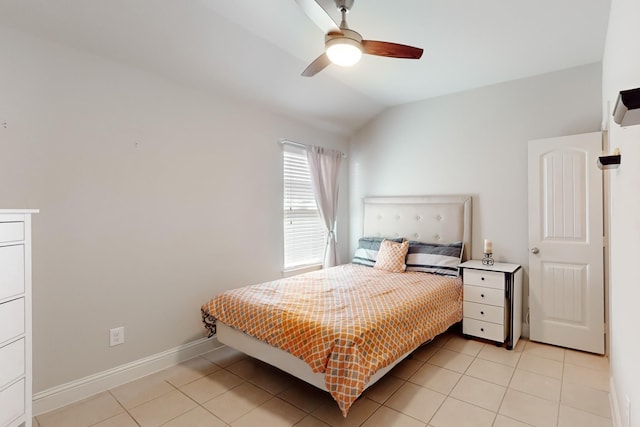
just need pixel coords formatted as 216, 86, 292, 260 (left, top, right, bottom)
521, 321, 530, 338
33, 337, 222, 416
610, 376, 623, 427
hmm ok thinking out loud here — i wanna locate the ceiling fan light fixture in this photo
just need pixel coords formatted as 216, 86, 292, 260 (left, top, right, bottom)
326, 37, 362, 67
297, 0, 423, 77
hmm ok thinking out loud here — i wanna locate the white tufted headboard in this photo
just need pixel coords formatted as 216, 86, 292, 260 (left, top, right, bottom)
362, 195, 472, 261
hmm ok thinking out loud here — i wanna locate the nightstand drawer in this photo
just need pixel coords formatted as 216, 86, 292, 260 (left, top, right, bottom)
463, 301, 504, 324
0, 378, 25, 426
0, 299, 24, 345
463, 285, 503, 306
0, 338, 25, 386
0, 222, 24, 244
0, 245, 25, 301
463, 269, 504, 289
463, 318, 505, 342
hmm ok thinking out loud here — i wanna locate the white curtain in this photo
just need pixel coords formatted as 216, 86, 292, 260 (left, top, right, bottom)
306, 145, 342, 268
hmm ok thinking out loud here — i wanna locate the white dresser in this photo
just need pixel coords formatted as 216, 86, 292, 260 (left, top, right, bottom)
459, 260, 522, 350
0, 210, 37, 427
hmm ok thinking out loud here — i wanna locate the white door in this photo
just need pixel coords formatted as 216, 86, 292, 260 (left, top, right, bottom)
528, 132, 604, 354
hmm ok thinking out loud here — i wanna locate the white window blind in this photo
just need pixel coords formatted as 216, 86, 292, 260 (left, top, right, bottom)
283, 144, 326, 269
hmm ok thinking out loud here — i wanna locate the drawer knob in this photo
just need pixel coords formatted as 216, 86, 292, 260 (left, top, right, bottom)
480, 311, 484, 315
480, 328, 484, 332
481, 277, 485, 281
481, 294, 485, 298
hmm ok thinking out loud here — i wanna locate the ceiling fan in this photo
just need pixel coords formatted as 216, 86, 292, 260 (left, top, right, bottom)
295, 0, 424, 77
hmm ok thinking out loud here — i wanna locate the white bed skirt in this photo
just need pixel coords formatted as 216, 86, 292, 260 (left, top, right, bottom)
216, 321, 416, 392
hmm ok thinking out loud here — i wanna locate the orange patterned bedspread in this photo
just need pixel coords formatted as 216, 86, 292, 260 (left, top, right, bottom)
201, 264, 462, 416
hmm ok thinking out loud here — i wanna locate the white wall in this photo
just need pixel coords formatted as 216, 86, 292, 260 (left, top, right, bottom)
350, 63, 602, 333
0, 26, 350, 393
602, 0, 640, 425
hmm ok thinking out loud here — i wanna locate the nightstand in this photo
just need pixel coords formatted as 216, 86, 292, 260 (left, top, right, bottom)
459, 260, 523, 350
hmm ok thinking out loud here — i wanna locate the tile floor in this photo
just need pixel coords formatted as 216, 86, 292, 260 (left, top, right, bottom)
34, 332, 612, 427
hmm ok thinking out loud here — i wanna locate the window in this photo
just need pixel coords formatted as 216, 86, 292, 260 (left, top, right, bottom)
283, 144, 326, 270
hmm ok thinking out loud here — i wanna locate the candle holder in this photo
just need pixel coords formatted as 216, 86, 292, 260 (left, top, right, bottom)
482, 252, 494, 266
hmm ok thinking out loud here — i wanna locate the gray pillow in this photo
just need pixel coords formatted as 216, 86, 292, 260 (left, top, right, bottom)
405, 241, 463, 276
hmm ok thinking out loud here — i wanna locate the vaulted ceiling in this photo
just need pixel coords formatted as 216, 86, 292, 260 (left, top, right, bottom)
0, 0, 611, 135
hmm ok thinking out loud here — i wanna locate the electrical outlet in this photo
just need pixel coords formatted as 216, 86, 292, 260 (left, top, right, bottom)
109, 327, 125, 347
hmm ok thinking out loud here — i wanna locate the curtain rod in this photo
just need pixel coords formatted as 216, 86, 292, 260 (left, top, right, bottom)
279, 138, 347, 158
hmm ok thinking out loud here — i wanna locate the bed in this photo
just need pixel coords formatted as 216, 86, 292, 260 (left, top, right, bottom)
201, 195, 472, 416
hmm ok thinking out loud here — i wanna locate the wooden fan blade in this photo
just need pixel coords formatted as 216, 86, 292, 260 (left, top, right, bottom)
302, 53, 331, 77
362, 40, 424, 59
294, 0, 341, 34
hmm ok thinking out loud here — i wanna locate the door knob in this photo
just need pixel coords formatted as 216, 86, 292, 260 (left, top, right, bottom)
531, 247, 540, 254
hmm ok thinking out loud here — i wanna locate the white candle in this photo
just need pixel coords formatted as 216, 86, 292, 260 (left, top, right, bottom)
484, 239, 492, 254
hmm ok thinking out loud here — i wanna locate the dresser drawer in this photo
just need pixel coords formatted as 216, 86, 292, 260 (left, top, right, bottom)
463, 269, 504, 289
463, 318, 506, 342
0, 222, 24, 244
0, 378, 25, 426
0, 299, 25, 345
0, 245, 25, 301
463, 285, 504, 306
463, 301, 504, 324
0, 338, 25, 387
